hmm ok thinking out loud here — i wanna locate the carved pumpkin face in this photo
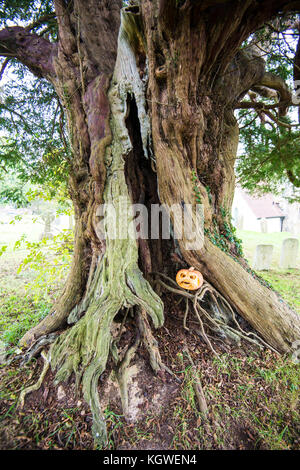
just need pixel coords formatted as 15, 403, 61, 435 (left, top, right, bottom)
176, 267, 203, 290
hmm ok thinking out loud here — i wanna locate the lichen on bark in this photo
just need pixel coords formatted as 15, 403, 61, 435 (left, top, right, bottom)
2, 0, 300, 448
50, 9, 163, 446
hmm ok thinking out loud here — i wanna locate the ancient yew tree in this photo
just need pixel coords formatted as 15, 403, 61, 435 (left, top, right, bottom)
1, 0, 300, 445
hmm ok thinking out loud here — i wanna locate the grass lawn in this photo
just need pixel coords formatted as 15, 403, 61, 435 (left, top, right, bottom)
237, 230, 300, 314
0, 216, 70, 347
0, 223, 299, 450
237, 229, 300, 269
0, 225, 299, 349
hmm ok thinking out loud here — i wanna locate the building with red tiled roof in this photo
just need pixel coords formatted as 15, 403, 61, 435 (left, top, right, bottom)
232, 187, 286, 232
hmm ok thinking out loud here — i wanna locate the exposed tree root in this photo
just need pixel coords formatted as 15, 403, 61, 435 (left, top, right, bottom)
18, 349, 50, 409
182, 346, 208, 417
137, 307, 178, 380
153, 272, 279, 355
113, 327, 141, 416
15, 268, 280, 447
14, 269, 280, 447
7, 333, 58, 367
48, 261, 163, 446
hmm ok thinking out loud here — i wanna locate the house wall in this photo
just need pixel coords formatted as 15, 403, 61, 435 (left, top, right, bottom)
263, 217, 282, 233
232, 189, 261, 231
232, 189, 282, 233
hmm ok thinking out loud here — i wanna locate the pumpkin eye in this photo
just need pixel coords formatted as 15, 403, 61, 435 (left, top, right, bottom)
176, 268, 204, 291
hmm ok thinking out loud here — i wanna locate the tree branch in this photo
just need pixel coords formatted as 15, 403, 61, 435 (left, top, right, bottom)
54, 0, 76, 56
286, 168, 300, 187
235, 99, 292, 111
235, 65, 293, 121
0, 58, 10, 81
257, 72, 292, 116
0, 26, 57, 79
25, 13, 56, 33
263, 109, 299, 128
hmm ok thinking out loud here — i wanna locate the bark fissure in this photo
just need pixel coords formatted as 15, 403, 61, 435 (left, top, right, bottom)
50, 9, 164, 445
142, 0, 300, 352
1, 0, 300, 447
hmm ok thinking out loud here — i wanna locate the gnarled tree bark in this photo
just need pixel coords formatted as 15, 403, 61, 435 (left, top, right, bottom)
1, 0, 300, 446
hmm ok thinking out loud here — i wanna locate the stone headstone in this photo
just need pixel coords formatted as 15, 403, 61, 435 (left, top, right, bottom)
279, 238, 299, 269
252, 244, 273, 271
39, 211, 55, 241
260, 218, 268, 233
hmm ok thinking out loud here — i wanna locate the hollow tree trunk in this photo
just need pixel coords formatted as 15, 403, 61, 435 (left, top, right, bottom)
141, 0, 300, 353
2, 0, 299, 447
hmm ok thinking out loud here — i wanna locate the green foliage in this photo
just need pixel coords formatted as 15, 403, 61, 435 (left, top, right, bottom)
0, 1, 57, 39
205, 208, 244, 258
0, 171, 30, 207
249, 18, 297, 80
222, 222, 244, 257
191, 169, 202, 204
104, 408, 124, 450
0, 67, 70, 195
260, 271, 300, 313
237, 119, 300, 202
0, 227, 73, 347
0, 0, 69, 204
0, 294, 50, 346
237, 18, 300, 201
16, 229, 74, 302
0, 245, 7, 256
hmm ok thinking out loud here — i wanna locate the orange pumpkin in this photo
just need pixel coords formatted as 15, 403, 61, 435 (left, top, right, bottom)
176, 267, 203, 290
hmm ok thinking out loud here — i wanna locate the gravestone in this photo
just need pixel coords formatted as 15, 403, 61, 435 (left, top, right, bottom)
39, 211, 55, 241
252, 244, 273, 271
279, 238, 299, 269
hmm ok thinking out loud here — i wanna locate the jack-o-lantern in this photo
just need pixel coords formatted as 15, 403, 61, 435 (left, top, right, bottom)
176, 267, 203, 290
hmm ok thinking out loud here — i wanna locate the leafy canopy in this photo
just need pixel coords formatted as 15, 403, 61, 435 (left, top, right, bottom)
0, 2, 300, 204
0, 1, 69, 206
236, 17, 300, 202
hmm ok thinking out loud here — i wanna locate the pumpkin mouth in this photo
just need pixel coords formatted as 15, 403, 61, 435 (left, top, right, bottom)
176, 267, 204, 290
